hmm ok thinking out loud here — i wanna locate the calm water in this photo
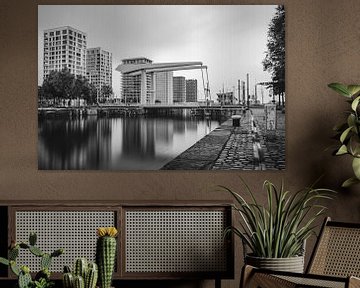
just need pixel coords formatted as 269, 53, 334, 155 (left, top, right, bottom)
38, 115, 221, 170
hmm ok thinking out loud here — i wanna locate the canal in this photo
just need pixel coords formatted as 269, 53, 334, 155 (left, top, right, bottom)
38, 114, 223, 170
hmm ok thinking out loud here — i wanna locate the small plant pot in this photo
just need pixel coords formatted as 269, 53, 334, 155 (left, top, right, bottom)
245, 254, 305, 273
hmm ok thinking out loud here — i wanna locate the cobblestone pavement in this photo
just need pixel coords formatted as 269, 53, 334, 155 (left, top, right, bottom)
161, 108, 285, 170
212, 113, 255, 170
161, 121, 233, 170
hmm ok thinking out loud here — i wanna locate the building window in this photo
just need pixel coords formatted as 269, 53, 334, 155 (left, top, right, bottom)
62, 29, 67, 34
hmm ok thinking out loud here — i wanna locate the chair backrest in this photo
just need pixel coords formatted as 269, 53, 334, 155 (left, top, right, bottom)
307, 217, 360, 277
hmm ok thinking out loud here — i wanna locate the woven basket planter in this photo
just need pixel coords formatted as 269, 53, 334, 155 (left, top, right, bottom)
245, 254, 305, 273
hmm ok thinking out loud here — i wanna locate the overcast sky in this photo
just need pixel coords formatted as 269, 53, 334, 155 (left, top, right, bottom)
38, 5, 278, 102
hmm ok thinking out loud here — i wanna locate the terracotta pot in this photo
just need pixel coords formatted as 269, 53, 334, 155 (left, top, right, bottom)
245, 254, 304, 273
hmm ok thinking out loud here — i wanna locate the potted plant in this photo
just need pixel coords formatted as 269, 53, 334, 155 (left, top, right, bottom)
328, 83, 360, 187
0, 232, 63, 288
221, 179, 334, 273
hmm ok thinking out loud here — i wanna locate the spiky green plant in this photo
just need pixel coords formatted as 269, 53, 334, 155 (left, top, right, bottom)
328, 83, 360, 187
96, 227, 118, 288
221, 179, 335, 258
0, 232, 63, 288
62, 260, 98, 288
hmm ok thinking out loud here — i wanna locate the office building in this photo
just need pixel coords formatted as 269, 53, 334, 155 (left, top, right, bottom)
173, 76, 186, 103
186, 79, 197, 102
155, 72, 173, 104
86, 47, 113, 100
121, 57, 153, 104
43, 26, 87, 80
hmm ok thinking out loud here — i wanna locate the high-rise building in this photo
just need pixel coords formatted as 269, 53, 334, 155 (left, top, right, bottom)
186, 79, 197, 102
155, 72, 173, 104
86, 47, 112, 100
121, 57, 153, 104
43, 26, 87, 80
173, 76, 186, 103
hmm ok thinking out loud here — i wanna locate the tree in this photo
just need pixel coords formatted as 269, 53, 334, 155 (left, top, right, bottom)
100, 85, 113, 103
83, 82, 97, 105
263, 5, 285, 106
40, 69, 97, 106
42, 68, 75, 106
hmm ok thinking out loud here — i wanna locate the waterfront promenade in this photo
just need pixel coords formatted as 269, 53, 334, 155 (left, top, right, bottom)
161, 109, 285, 170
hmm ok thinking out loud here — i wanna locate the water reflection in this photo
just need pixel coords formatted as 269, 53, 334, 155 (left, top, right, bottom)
38, 115, 221, 170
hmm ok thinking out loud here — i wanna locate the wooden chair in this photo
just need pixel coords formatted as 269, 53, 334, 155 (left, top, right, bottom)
241, 217, 360, 288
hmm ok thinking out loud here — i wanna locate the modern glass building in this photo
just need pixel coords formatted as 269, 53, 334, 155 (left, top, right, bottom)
121, 57, 153, 104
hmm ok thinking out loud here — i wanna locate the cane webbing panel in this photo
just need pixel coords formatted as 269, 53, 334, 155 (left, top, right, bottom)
309, 226, 360, 277
277, 275, 345, 288
15, 211, 115, 272
125, 210, 227, 273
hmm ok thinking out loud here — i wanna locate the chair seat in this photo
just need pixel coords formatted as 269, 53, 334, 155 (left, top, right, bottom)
243, 265, 360, 288
277, 274, 346, 288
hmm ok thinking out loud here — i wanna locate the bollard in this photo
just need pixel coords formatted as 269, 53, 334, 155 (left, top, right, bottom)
231, 115, 241, 127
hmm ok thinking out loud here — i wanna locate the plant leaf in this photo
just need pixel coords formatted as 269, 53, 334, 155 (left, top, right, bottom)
342, 177, 360, 188
352, 157, 360, 179
0, 257, 9, 266
328, 83, 351, 97
351, 96, 360, 111
347, 85, 360, 97
336, 145, 348, 155
340, 127, 353, 143
347, 114, 356, 128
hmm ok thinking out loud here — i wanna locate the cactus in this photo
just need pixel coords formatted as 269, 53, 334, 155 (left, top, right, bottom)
0, 233, 63, 288
29, 232, 37, 246
10, 260, 20, 276
96, 227, 118, 288
9, 246, 19, 260
29, 245, 44, 257
74, 258, 88, 279
18, 270, 32, 288
51, 248, 64, 258
63, 265, 72, 273
73, 275, 85, 288
35, 268, 51, 281
41, 253, 52, 270
0, 257, 9, 266
63, 272, 74, 288
85, 262, 98, 288
63, 259, 98, 288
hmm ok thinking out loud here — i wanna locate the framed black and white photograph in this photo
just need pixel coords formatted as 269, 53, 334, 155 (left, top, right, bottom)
38, 5, 285, 170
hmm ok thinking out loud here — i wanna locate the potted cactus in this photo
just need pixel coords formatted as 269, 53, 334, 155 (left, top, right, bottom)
96, 227, 118, 288
0, 232, 63, 288
62, 258, 98, 288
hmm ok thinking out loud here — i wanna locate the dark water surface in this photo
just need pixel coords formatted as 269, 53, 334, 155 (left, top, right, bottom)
38, 115, 221, 170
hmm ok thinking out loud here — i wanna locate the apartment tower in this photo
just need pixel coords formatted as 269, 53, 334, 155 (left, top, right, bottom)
173, 76, 186, 103
186, 79, 197, 102
86, 47, 113, 100
155, 72, 173, 104
43, 26, 87, 80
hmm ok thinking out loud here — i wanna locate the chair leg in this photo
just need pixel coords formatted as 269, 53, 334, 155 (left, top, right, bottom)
240, 265, 255, 288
